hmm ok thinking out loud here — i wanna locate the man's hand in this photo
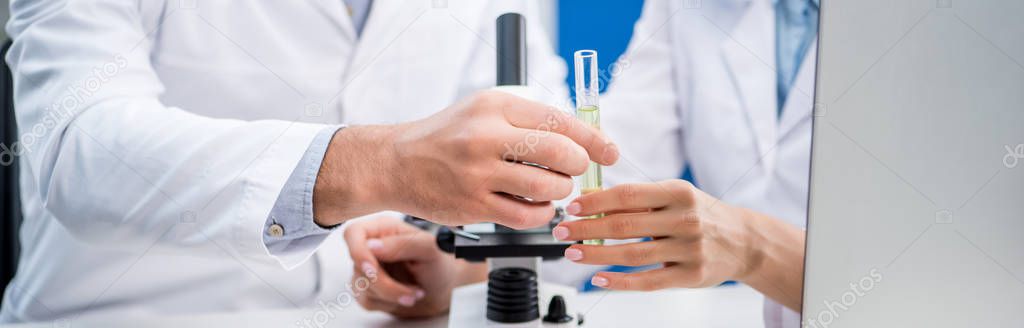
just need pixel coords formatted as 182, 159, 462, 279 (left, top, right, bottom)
314, 90, 619, 228
344, 216, 486, 318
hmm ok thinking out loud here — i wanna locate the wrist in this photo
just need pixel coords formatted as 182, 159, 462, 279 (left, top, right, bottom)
727, 208, 807, 311
313, 125, 401, 226
734, 207, 767, 283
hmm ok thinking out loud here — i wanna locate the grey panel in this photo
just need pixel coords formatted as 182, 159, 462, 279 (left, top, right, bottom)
804, 0, 1024, 326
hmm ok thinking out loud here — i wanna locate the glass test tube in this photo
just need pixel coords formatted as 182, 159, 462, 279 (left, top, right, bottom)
574, 50, 604, 246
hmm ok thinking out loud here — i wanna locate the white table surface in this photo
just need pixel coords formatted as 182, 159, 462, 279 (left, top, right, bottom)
1, 285, 765, 328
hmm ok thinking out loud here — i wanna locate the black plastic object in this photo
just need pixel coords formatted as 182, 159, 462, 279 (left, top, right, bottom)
486, 267, 540, 323
403, 215, 434, 231
0, 40, 20, 307
496, 13, 526, 86
542, 295, 573, 324
453, 208, 573, 261
436, 226, 455, 254
414, 210, 572, 261
550, 207, 566, 228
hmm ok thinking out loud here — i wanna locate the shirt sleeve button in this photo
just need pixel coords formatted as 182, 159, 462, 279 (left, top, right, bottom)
268, 223, 285, 237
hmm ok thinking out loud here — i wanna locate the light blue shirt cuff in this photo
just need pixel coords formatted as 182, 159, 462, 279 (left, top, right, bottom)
263, 125, 344, 264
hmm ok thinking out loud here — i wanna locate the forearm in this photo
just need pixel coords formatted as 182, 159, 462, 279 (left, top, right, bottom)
739, 208, 806, 312
8, 0, 334, 254
313, 125, 401, 226
33, 98, 327, 250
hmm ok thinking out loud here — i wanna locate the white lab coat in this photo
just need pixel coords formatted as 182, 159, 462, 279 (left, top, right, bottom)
1, 0, 567, 322
599, 0, 814, 327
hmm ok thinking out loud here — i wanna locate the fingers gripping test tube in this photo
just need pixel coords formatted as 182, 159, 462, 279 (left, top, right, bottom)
574, 50, 604, 246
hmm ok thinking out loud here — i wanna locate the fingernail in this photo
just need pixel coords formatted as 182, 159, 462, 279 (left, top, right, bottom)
552, 226, 570, 240
361, 261, 375, 276
591, 276, 609, 287
601, 144, 619, 164
564, 248, 583, 261
565, 202, 581, 215
399, 295, 416, 307
367, 238, 383, 250
414, 289, 426, 300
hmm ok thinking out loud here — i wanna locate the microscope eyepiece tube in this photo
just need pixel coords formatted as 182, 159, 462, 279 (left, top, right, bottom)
496, 13, 527, 86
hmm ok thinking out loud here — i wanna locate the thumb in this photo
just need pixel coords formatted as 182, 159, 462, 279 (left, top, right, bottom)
368, 231, 440, 263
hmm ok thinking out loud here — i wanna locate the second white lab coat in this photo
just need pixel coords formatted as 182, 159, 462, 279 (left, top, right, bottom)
600, 1, 814, 327
1, 0, 567, 322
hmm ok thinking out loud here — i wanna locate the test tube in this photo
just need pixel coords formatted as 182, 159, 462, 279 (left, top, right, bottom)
573, 50, 604, 246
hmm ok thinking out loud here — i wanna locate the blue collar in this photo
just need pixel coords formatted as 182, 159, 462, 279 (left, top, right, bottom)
773, 0, 820, 7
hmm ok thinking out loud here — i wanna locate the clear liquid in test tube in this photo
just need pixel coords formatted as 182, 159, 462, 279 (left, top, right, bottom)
574, 50, 604, 246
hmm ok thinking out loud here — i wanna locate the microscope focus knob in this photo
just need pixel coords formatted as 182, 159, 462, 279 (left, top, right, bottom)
436, 226, 455, 254
542, 295, 573, 324
486, 267, 540, 323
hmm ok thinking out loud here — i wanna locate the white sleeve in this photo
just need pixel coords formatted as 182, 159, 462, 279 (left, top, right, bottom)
600, 0, 687, 187
7, 0, 327, 263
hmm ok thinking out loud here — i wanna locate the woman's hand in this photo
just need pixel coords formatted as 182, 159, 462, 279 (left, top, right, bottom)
344, 216, 487, 319
553, 180, 761, 290
552, 179, 805, 311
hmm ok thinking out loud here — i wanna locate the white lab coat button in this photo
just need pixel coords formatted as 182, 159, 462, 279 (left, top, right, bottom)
268, 223, 285, 237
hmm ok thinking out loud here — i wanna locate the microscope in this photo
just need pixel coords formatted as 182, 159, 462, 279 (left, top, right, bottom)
405, 13, 585, 328
408, 207, 582, 328
429, 208, 582, 328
